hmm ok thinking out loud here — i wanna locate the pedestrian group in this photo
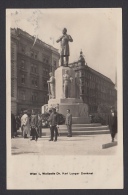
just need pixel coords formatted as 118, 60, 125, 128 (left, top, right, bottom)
11, 108, 73, 142
11, 107, 117, 143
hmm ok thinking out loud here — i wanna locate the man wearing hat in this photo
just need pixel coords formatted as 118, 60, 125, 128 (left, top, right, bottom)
65, 109, 72, 137
21, 110, 30, 138
30, 110, 38, 141
108, 107, 117, 142
48, 108, 59, 142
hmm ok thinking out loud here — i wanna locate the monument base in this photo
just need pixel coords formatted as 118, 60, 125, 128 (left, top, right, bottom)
48, 98, 90, 124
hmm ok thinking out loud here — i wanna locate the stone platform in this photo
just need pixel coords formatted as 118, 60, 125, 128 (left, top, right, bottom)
41, 124, 110, 136
17, 124, 110, 137
47, 66, 90, 124
48, 98, 90, 124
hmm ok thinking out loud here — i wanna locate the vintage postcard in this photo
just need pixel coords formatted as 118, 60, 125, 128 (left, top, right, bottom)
6, 8, 123, 189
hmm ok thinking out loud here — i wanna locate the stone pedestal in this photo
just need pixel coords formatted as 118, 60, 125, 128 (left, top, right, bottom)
48, 66, 90, 124
48, 98, 90, 124
55, 66, 76, 99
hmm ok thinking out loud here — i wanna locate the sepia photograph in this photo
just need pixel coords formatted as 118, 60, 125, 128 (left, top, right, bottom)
6, 8, 123, 189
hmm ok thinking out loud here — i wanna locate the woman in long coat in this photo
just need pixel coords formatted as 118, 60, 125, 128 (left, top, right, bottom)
21, 111, 30, 138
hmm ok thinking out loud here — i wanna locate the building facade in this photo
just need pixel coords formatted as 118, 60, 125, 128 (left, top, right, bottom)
69, 51, 117, 115
11, 28, 59, 114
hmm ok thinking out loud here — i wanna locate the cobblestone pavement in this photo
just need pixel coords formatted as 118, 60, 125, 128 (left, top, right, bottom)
11, 133, 117, 155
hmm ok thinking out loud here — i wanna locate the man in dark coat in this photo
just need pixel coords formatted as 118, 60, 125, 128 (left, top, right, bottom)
30, 110, 38, 141
65, 109, 72, 137
48, 109, 53, 137
15, 114, 21, 136
108, 109, 117, 142
48, 108, 59, 142
37, 112, 42, 138
11, 112, 16, 138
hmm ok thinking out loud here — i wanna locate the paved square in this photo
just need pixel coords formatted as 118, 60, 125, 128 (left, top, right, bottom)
11, 133, 117, 155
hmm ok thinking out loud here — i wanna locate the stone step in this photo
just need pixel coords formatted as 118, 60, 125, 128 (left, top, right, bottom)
72, 123, 102, 127
17, 125, 110, 137
59, 126, 109, 131
42, 130, 110, 136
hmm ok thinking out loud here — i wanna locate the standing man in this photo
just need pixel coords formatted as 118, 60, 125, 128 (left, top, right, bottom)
48, 108, 59, 142
108, 108, 117, 142
30, 110, 38, 141
21, 110, 30, 138
11, 111, 16, 138
37, 112, 42, 138
48, 109, 53, 138
65, 109, 72, 137
56, 28, 73, 66
15, 114, 21, 136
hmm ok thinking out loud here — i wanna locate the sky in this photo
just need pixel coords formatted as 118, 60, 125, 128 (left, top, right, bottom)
8, 8, 122, 83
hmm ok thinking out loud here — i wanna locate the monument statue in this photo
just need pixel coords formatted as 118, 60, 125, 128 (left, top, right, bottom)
47, 72, 55, 99
56, 28, 73, 67
75, 72, 80, 99
63, 70, 73, 98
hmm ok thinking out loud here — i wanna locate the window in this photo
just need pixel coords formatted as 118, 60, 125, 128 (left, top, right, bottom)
31, 79, 34, 85
11, 79, 14, 97
35, 53, 37, 59
11, 61, 14, 77
46, 69, 48, 76
31, 77, 38, 87
42, 78, 44, 86
32, 92, 38, 101
21, 91, 26, 100
20, 44, 26, 53
21, 60, 25, 69
21, 75, 25, 84
22, 47, 25, 53
31, 51, 34, 58
11, 47, 15, 60
34, 66, 37, 73
31, 64, 34, 72
42, 68, 49, 77
43, 56, 49, 64
54, 60, 56, 66
35, 79, 37, 87
31, 64, 37, 73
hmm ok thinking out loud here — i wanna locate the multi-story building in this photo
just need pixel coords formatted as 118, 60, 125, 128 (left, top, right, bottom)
11, 28, 59, 114
69, 51, 117, 115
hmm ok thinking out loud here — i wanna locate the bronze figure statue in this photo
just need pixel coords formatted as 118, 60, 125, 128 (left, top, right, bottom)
56, 28, 73, 67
